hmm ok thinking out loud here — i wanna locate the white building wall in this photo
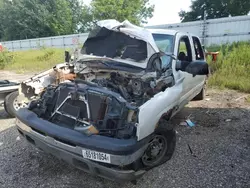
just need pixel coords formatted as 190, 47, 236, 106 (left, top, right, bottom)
146, 15, 250, 46
1, 33, 89, 51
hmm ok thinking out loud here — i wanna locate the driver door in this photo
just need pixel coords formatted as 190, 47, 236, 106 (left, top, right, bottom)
176, 35, 194, 101
175, 34, 206, 108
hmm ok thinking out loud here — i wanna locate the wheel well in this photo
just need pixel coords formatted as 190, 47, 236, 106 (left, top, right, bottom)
155, 108, 174, 130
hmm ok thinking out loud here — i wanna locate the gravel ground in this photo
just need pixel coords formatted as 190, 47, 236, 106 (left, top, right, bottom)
0, 72, 249, 188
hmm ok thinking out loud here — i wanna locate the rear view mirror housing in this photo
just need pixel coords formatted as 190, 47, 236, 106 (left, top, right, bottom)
186, 61, 209, 75
176, 60, 209, 76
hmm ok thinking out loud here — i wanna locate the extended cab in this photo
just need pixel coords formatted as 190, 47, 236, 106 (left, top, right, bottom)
15, 20, 208, 182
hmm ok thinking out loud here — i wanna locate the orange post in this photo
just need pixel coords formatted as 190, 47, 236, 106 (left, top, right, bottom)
0, 43, 3, 52
206, 51, 219, 62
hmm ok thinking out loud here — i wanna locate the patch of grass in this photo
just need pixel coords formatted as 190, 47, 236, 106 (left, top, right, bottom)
247, 96, 250, 103
0, 50, 15, 69
2, 48, 65, 73
208, 42, 250, 93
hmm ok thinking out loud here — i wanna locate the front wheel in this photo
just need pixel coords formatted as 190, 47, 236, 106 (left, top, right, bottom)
139, 125, 176, 170
4, 91, 27, 118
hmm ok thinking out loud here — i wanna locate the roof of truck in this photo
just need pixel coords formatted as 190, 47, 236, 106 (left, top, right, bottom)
148, 29, 179, 35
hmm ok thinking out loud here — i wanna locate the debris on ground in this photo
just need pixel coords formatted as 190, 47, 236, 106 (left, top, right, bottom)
186, 119, 195, 127
180, 119, 195, 127
225, 119, 232, 122
187, 144, 197, 158
180, 121, 188, 126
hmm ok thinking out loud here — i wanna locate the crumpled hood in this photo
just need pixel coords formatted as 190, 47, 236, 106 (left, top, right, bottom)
96, 19, 159, 53
79, 19, 159, 69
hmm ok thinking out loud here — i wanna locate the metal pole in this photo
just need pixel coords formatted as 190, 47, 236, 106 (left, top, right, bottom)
202, 10, 207, 47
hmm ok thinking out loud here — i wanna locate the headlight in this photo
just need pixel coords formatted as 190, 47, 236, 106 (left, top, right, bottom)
127, 109, 139, 123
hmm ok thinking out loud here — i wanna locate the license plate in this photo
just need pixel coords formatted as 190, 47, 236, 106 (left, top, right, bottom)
82, 149, 111, 163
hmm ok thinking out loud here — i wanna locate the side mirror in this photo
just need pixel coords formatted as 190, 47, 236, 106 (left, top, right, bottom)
185, 61, 209, 75
65, 51, 71, 63
176, 60, 209, 76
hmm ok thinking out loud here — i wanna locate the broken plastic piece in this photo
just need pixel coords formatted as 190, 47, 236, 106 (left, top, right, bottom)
185, 119, 195, 127
74, 125, 99, 136
180, 121, 188, 126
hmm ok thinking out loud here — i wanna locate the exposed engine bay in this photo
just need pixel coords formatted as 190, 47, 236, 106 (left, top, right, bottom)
28, 68, 174, 139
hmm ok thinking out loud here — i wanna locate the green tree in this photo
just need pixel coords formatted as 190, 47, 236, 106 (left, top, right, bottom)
0, 0, 51, 40
0, 0, 3, 40
66, 0, 84, 32
179, 0, 250, 22
0, 0, 155, 40
0, 0, 75, 40
42, 0, 74, 35
80, 0, 154, 32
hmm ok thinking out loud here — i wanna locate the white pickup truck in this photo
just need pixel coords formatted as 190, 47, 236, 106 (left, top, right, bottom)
15, 20, 209, 182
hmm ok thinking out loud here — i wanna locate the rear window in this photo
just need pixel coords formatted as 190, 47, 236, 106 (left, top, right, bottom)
153, 34, 174, 53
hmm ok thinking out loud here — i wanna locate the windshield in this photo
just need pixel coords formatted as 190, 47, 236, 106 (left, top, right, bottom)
153, 34, 174, 68
152, 34, 174, 53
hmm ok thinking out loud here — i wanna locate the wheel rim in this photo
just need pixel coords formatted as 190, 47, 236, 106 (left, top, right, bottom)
13, 98, 28, 111
142, 135, 167, 166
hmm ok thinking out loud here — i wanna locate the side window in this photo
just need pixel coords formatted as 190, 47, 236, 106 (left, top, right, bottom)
192, 36, 204, 60
178, 36, 192, 62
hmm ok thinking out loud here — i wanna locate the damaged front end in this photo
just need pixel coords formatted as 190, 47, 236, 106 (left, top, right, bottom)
28, 62, 173, 139
29, 80, 138, 139
25, 19, 174, 140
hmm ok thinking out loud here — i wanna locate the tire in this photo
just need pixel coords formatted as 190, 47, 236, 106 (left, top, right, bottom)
192, 87, 205, 101
4, 91, 19, 118
138, 123, 176, 170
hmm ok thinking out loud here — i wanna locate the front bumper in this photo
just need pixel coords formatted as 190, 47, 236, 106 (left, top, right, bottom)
16, 108, 148, 181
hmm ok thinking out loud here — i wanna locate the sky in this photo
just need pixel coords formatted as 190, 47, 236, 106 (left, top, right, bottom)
83, 0, 192, 26
146, 0, 192, 25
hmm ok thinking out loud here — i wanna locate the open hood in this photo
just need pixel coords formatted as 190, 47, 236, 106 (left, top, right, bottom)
80, 20, 159, 69
96, 19, 159, 52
